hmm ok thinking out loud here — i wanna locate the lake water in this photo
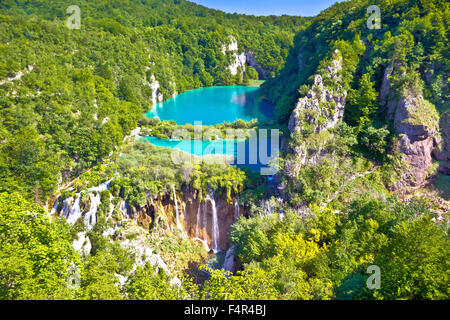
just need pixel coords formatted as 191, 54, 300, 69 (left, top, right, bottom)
145, 86, 274, 125
144, 86, 277, 173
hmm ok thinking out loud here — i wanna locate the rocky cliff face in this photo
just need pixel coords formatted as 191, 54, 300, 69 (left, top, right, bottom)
289, 50, 346, 134
286, 49, 346, 173
53, 182, 244, 254
244, 51, 272, 79
222, 37, 246, 77
380, 63, 442, 189
135, 188, 242, 252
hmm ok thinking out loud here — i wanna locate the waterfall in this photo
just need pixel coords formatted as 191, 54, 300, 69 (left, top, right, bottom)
209, 191, 220, 253
234, 199, 240, 220
222, 245, 236, 275
119, 200, 129, 218
66, 195, 82, 225
50, 196, 59, 216
194, 201, 211, 252
89, 178, 113, 192
84, 192, 101, 230
172, 185, 183, 233
61, 196, 73, 218
107, 194, 114, 220
195, 204, 201, 238
194, 237, 211, 252
56, 178, 114, 228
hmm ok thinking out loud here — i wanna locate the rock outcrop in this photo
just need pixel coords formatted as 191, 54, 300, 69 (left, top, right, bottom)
286, 49, 346, 173
380, 63, 441, 189
146, 74, 163, 106
222, 37, 247, 76
289, 50, 346, 134
136, 187, 243, 252
244, 51, 272, 79
54, 181, 244, 255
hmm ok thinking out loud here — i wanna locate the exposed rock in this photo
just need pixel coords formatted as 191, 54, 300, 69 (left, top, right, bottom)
0, 65, 34, 86
244, 51, 272, 79
120, 237, 169, 274
182, 188, 242, 251
287, 49, 346, 171
221, 37, 246, 77
133, 186, 244, 252
288, 50, 346, 135
73, 232, 91, 255
146, 74, 163, 106
380, 62, 442, 189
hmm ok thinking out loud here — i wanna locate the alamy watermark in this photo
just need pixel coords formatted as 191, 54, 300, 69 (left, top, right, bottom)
366, 265, 381, 290
170, 121, 279, 176
67, 263, 81, 290
367, 5, 381, 30
67, 5, 81, 30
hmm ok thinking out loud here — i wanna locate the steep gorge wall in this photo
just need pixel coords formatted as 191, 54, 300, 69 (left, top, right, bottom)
285, 49, 346, 175
53, 183, 244, 254
379, 63, 442, 190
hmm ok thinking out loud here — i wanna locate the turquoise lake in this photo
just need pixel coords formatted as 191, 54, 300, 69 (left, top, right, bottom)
143, 86, 277, 173
145, 86, 274, 125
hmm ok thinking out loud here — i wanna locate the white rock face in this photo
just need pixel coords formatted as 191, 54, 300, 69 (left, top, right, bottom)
0, 65, 34, 86
147, 74, 163, 106
73, 232, 92, 255
229, 52, 247, 76
289, 50, 346, 134
120, 238, 169, 275
123, 127, 141, 142
222, 37, 246, 76
286, 50, 347, 174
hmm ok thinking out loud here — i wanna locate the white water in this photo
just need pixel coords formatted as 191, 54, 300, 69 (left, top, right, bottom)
66, 195, 82, 225
84, 192, 100, 230
61, 196, 72, 218
194, 237, 211, 252
209, 191, 220, 253
172, 185, 184, 233
50, 196, 59, 215
57, 179, 113, 230
195, 204, 201, 238
222, 245, 236, 274
234, 199, 240, 220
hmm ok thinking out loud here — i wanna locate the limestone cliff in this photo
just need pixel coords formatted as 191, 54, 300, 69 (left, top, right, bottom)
244, 51, 272, 79
286, 49, 346, 173
222, 37, 246, 77
380, 63, 441, 190
134, 186, 243, 252
289, 49, 346, 134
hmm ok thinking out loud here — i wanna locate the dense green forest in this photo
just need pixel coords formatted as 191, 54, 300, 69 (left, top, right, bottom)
0, 0, 448, 301
0, 0, 306, 200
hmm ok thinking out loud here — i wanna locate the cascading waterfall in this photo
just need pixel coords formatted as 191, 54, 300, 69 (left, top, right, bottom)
50, 196, 59, 216
61, 196, 72, 218
234, 198, 240, 220
172, 185, 184, 233
66, 194, 82, 224
195, 204, 201, 238
209, 191, 220, 253
84, 192, 100, 230
57, 179, 113, 230
194, 201, 210, 252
